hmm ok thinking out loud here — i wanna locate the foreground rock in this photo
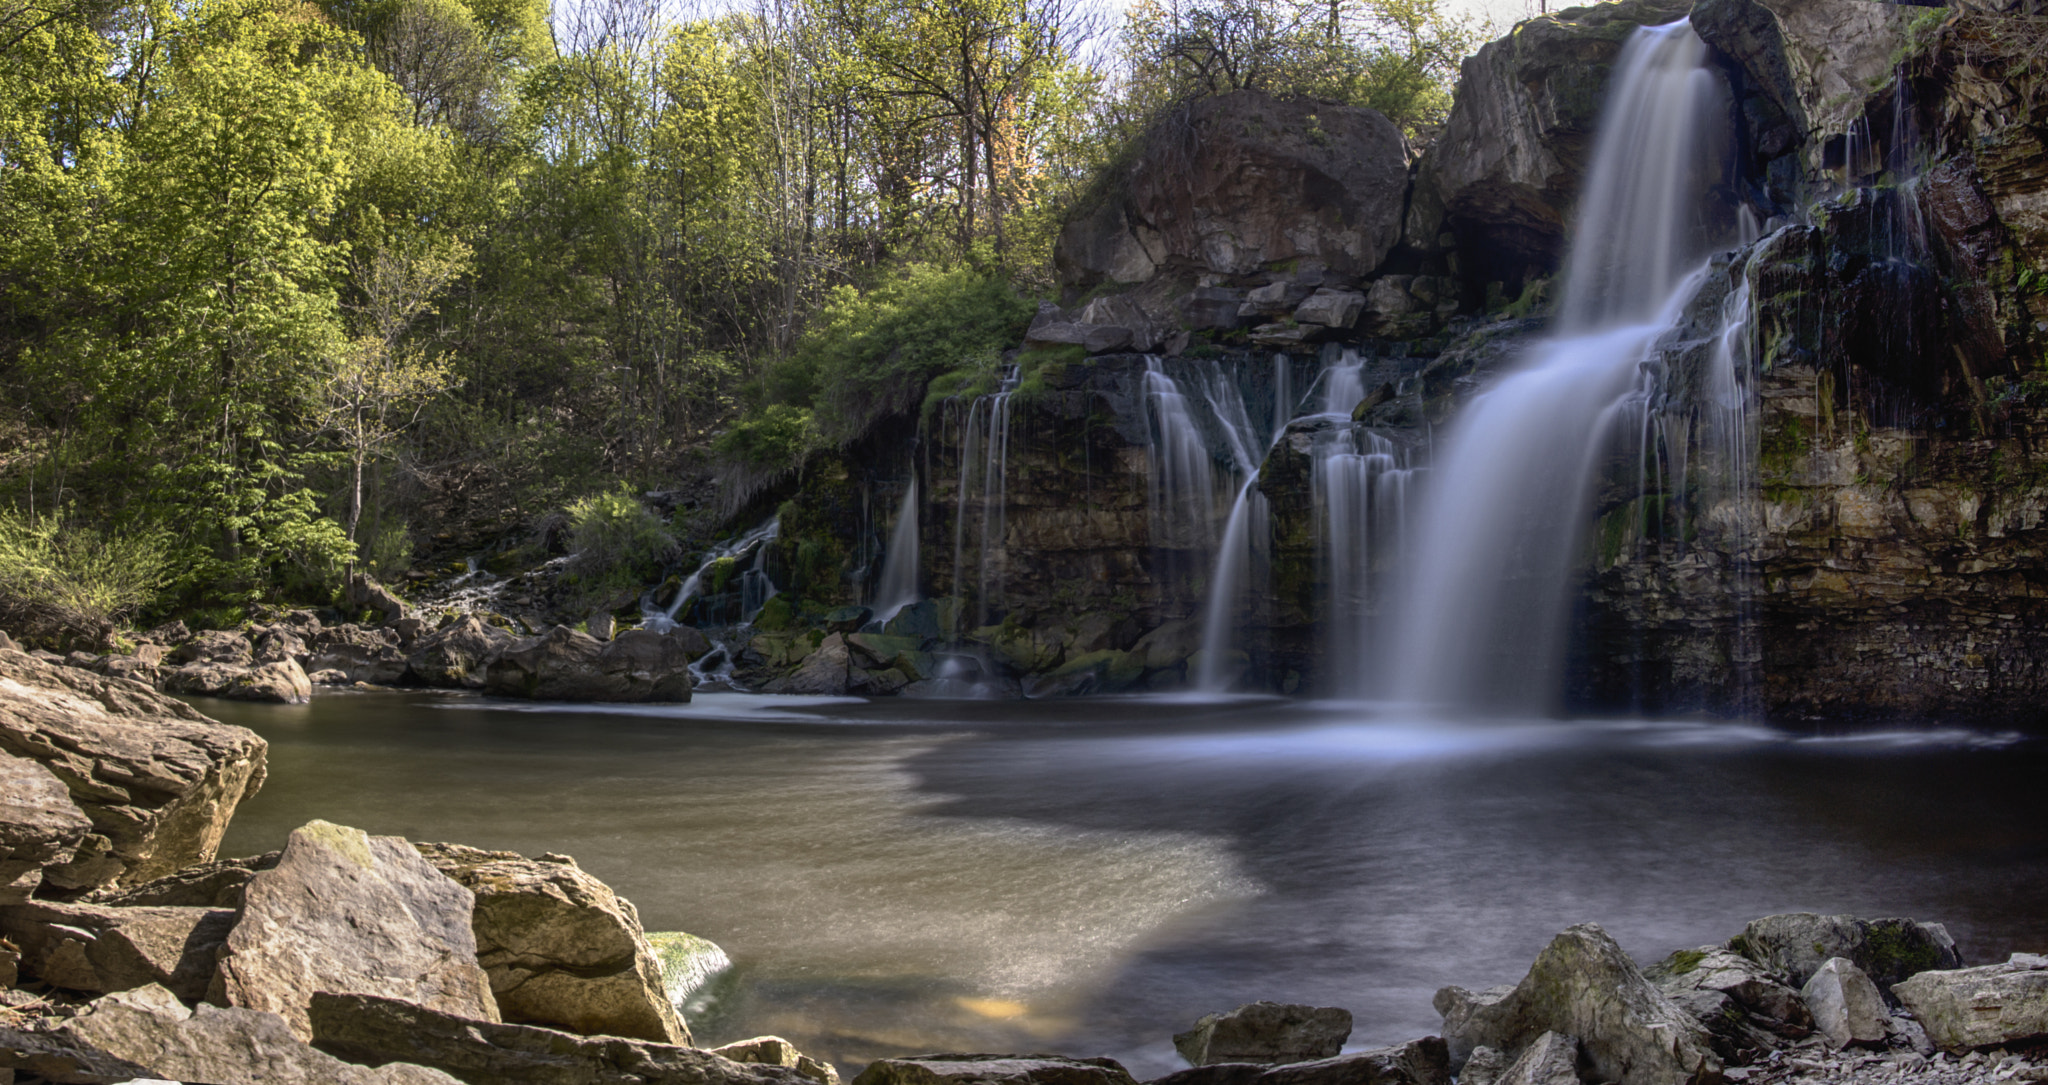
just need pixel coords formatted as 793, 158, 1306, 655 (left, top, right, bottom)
212, 819, 499, 1040
0, 647, 267, 893
1646, 945, 1814, 1062
161, 656, 314, 703
483, 625, 694, 701
854, 1053, 1139, 1085
1150, 1038, 1450, 1085
0, 983, 460, 1084
407, 616, 515, 688
1893, 953, 2048, 1052
1173, 1001, 1352, 1066
1801, 958, 1889, 1049
713, 1036, 840, 1085
0, 748, 91, 903
309, 991, 820, 1085
415, 841, 687, 1045
1436, 923, 1721, 1085
1731, 913, 1963, 991
0, 897, 234, 1001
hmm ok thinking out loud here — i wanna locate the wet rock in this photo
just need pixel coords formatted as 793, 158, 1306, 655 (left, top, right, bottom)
169, 630, 253, 666
1173, 1001, 1352, 1066
0, 983, 460, 1084
711, 1037, 840, 1085
483, 625, 692, 702
407, 616, 513, 688
1731, 913, 1963, 991
162, 658, 313, 704
309, 624, 413, 684
1153, 1037, 1450, 1085
1056, 91, 1407, 288
309, 990, 819, 1085
0, 899, 234, 1001
1023, 649, 1143, 697
1456, 1046, 1510, 1085
1494, 1031, 1578, 1085
646, 930, 732, 1011
414, 841, 685, 1045
0, 748, 91, 904
587, 612, 616, 641
212, 820, 498, 1041
1132, 620, 1203, 673
1893, 952, 2048, 1052
1293, 290, 1366, 330
763, 633, 851, 695
311, 667, 352, 684
825, 606, 872, 634
0, 650, 266, 893
1801, 958, 1889, 1049
1435, 923, 1720, 1085
854, 1054, 1138, 1085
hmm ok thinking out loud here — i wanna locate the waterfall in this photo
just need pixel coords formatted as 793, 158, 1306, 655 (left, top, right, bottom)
1380, 20, 1735, 712
872, 477, 920, 623
949, 367, 1019, 635
644, 517, 781, 631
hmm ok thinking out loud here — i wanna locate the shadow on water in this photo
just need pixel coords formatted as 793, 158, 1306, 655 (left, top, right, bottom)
194, 691, 2048, 1078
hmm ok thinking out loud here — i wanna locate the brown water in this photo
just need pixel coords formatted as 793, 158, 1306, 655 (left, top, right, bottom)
195, 691, 2048, 1078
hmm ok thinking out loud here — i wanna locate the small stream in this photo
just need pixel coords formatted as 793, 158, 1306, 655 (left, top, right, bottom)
197, 692, 2048, 1078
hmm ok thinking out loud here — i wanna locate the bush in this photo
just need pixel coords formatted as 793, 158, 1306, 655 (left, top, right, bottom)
564, 488, 676, 587
0, 509, 170, 645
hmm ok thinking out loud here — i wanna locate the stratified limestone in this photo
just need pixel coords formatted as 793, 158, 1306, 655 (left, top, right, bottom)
1894, 953, 2048, 1052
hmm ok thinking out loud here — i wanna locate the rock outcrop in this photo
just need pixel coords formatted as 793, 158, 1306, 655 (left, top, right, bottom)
0, 898, 234, 1001
1730, 913, 1963, 992
407, 616, 515, 688
1056, 91, 1409, 289
1173, 1001, 1352, 1066
1801, 958, 1890, 1049
0, 748, 91, 903
211, 820, 500, 1040
483, 625, 694, 702
1151, 1038, 1451, 1085
0, 648, 266, 893
414, 841, 687, 1045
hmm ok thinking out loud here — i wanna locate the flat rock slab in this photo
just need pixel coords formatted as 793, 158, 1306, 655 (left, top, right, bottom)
213, 820, 498, 1040
309, 991, 821, 1085
1, 898, 234, 1001
0, 648, 267, 893
1894, 952, 2048, 1052
415, 841, 686, 1044
1150, 1038, 1450, 1085
1173, 1002, 1353, 1066
854, 1054, 1139, 1085
1436, 923, 1721, 1085
711, 1036, 840, 1085
0, 983, 460, 1084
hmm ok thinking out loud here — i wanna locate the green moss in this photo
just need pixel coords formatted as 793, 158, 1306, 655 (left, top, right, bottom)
752, 594, 794, 631
296, 820, 373, 868
1666, 948, 1708, 975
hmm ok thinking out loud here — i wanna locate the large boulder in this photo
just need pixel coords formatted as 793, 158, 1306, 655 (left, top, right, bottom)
1729, 913, 1962, 991
853, 1054, 1138, 1085
1056, 91, 1409, 288
1150, 1038, 1450, 1085
1893, 952, 2048, 1052
1173, 1001, 1353, 1066
413, 841, 686, 1044
0, 898, 234, 1001
1435, 923, 1721, 1085
308, 624, 413, 685
762, 633, 852, 695
483, 625, 694, 702
1493, 1031, 1579, 1085
211, 820, 499, 1041
0, 983, 460, 1084
1414, 0, 1693, 284
712, 1036, 840, 1085
161, 657, 314, 704
309, 990, 821, 1085
0, 748, 92, 903
408, 617, 514, 688
0, 649, 267, 893
1644, 945, 1811, 1062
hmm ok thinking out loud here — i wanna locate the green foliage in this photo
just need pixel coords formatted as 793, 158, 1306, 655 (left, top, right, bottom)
0, 509, 170, 643
566, 487, 676, 586
715, 405, 818, 468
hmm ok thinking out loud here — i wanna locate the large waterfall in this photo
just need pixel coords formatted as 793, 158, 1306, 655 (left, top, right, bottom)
1378, 21, 1738, 711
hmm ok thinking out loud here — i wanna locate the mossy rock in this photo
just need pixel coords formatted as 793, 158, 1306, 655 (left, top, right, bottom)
752, 595, 796, 632
646, 930, 734, 1017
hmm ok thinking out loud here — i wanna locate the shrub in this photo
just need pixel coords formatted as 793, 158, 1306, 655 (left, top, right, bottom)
0, 509, 170, 645
565, 488, 676, 587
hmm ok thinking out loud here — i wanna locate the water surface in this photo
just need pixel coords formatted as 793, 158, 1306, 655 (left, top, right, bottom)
198, 692, 2048, 1077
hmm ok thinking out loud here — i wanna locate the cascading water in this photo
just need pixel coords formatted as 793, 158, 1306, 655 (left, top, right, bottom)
948, 367, 1019, 636
644, 518, 781, 631
871, 477, 920, 623
1379, 20, 1738, 711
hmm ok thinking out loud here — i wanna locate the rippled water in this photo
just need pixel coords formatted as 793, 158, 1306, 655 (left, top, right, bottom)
196, 692, 2048, 1077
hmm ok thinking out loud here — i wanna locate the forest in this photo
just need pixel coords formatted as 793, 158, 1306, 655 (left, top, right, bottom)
0, 0, 1476, 639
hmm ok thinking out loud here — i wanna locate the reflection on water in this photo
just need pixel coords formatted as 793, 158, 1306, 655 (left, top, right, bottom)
198, 693, 2048, 1077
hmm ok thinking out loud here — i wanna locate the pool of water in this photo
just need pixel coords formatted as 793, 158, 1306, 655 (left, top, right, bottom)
194, 691, 2048, 1078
